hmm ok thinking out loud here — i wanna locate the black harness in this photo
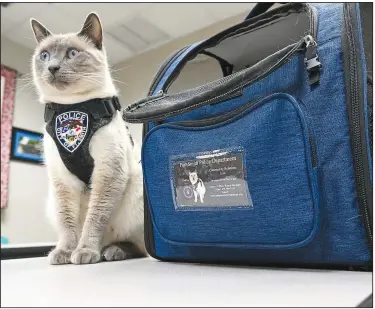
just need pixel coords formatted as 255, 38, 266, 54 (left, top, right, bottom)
44, 97, 122, 185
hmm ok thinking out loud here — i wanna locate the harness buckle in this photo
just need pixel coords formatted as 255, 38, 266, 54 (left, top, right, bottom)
101, 97, 121, 118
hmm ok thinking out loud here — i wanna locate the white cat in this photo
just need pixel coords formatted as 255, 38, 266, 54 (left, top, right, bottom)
189, 171, 206, 203
30, 13, 147, 264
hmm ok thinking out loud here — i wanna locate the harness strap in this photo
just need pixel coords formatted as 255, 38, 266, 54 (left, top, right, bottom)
44, 96, 121, 122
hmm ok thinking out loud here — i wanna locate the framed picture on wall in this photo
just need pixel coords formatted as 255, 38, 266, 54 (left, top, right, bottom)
10, 127, 44, 165
1, 65, 17, 209
1, 74, 5, 112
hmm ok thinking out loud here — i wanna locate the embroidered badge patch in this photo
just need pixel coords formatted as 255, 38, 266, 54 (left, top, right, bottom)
55, 111, 89, 152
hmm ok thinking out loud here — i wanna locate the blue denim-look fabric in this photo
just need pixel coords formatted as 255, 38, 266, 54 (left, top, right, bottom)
144, 4, 371, 265
143, 94, 319, 249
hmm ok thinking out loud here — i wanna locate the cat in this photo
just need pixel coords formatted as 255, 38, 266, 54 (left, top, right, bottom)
30, 13, 147, 264
189, 171, 206, 203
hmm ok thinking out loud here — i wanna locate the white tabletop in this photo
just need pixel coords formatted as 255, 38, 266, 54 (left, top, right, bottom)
1, 257, 372, 307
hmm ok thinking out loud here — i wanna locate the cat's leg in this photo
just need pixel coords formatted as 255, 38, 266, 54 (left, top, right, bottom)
71, 115, 129, 264
101, 176, 147, 262
70, 165, 127, 264
44, 133, 83, 265
194, 190, 198, 203
47, 176, 82, 265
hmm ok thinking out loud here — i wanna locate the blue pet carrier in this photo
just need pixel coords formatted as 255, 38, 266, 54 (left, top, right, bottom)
124, 3, 373, 270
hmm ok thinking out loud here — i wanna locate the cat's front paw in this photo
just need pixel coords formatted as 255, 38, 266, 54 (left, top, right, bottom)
48, 248, 72, 265
71, 247, 101, 265
102, 242, 146, 261
102, 245, 128, 261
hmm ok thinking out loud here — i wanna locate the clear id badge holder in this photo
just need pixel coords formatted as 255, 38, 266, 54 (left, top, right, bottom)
169, 147, 253, 211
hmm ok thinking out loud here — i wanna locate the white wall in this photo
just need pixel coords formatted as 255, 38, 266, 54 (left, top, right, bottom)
1, 37, 57, 244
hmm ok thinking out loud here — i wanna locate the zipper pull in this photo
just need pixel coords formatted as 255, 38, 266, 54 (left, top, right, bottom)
304, 35, 322, 86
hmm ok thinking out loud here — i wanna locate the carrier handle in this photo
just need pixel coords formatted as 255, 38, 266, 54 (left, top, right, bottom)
245, 3, 287, 20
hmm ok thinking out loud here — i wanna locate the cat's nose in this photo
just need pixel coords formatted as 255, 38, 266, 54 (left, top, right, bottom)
48, 65, 60, 74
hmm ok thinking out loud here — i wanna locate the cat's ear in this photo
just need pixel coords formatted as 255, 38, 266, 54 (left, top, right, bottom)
79, 12, 103, 50
30, 19, 52, 43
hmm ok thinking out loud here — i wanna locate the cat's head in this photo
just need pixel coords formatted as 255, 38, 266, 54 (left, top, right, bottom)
30, 13, 115, 103
189, 171, 198, 185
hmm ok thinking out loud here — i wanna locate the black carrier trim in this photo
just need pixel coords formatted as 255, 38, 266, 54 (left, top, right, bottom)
142, 123, 157, 258
367, 75, 373, 159
342, 4, 373, 249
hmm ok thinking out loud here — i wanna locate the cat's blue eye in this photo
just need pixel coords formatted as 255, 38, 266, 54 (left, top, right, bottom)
39, 51, 50, 61
67, 48, 79, 59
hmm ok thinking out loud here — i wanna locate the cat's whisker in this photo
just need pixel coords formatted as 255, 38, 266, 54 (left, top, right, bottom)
109, 64, 133, 73
109, 78, 127, 85
77, 73, 127, 85
82, 77, 105, 86
12, 82, 37, 94
16, 74, 34, 83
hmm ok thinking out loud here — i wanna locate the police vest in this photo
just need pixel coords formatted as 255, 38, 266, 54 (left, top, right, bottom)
44, 97, 122, 185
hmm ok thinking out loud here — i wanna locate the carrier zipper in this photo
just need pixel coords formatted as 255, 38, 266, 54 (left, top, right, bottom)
162, 35, 321, 95
304, 35, 322, 86
343, 4, 372, 246
305, 4, 320, 87
308, 133, 317, 168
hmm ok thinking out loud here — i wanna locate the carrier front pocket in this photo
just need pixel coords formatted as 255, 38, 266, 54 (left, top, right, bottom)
142, 93, 320, 250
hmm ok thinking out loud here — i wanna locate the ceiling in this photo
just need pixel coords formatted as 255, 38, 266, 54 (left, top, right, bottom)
1, 3, 254, 64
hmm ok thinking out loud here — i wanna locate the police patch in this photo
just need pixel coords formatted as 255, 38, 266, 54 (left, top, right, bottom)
55, 111, 89, 153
